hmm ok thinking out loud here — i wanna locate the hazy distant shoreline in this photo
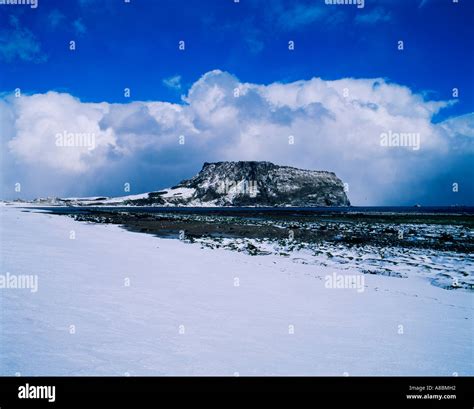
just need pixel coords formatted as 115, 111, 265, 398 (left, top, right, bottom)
14, 204, 474, 216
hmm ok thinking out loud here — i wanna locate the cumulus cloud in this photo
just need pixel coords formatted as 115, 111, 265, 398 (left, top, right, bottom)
1, 70, 472, 205
6, 92, 117, 172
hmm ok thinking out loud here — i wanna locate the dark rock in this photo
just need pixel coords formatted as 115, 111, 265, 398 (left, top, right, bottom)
164, 161, 350, 207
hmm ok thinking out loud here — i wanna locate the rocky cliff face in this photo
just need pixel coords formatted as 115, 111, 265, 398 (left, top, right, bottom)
117, 161, 350, 207
38, 161, 350, 207
159, 161, 350, 206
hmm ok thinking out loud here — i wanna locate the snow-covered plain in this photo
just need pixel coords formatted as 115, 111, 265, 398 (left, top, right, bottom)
0, 205, 472, 376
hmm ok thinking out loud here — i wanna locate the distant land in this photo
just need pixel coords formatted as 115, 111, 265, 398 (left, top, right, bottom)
14, 161, 351, 207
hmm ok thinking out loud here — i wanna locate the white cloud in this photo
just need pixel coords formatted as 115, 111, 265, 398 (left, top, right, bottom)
1, 70, 472, 204
6, 92, 117, 172
419, 0, 431, 8
73, 19, 87, 36
0, 16, 46, 63
163, 75, 182, 91
47, 9, 66, 30
440, 113, 474, 139
355, 8, 391, 25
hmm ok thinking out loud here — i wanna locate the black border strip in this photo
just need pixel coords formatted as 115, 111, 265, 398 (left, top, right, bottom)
0, 376, 472, 409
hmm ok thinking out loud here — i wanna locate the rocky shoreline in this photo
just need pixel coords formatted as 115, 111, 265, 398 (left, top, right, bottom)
68, 210, 473, 253
57, 209, 474, 291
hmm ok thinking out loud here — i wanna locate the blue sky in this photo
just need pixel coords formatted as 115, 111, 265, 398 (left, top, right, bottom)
1, 0, 473, 119
0, 0, 473, 205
